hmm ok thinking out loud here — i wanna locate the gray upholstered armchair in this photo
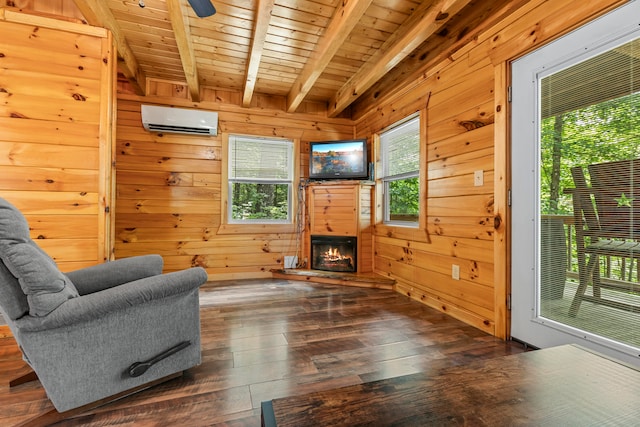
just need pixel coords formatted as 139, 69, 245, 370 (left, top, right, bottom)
0, 198, 208, 425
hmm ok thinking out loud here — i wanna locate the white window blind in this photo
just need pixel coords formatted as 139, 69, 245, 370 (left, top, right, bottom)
541, 39, 640, 119
228, 135, 293, 223
230, 136, 293, 181
538, 36, 640, 354
380, 116, 420, 179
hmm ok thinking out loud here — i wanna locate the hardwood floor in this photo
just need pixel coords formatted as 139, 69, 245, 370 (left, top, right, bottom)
264, 344, 640, 426
0, 279, 525, 426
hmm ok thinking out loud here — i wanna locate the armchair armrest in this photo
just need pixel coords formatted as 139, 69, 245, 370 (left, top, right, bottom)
16, 267, 208, 332
65, 255, 164, 295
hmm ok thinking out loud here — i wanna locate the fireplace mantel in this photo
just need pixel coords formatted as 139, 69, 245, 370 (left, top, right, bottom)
305, 182, 373, 274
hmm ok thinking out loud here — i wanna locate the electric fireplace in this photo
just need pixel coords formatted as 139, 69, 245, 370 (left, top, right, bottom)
311, 235, 357, 273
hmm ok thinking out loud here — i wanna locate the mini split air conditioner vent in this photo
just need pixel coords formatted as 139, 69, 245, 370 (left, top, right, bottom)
145, 124, 212, 135
141, 105, 218, 136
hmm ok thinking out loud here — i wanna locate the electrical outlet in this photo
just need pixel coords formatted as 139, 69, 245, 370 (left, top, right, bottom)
284, 256, 298, 269
474, 170, 484, 186
452, 264, 460, 280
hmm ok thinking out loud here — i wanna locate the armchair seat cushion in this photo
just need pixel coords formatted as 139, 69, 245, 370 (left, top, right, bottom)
0, 199, 78, 317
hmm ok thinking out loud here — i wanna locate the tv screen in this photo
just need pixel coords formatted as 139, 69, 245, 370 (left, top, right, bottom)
309, 139, 368, 180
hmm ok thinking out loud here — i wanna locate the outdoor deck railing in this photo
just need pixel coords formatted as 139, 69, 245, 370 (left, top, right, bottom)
551, 215, 640, 287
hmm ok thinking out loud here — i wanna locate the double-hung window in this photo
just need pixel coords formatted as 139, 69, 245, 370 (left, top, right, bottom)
228, 135, 294, 223
379, 114, 420, 226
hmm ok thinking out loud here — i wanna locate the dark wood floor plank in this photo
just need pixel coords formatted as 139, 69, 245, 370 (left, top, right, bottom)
267, 345, 640, 426
0, 279, 525, 426
249, 374, 365, 409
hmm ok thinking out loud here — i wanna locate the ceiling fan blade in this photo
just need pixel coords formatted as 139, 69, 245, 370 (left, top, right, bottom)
187, 0, 216, 18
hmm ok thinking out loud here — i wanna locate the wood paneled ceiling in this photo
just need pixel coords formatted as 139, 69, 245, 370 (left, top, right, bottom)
69, 0, 525, 117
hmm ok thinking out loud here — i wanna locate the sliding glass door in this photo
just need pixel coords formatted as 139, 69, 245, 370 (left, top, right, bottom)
511, 2, 640, 366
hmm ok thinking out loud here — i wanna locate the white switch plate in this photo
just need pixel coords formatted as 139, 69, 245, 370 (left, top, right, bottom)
452, 264, 460, 280
474, 170, 484, 186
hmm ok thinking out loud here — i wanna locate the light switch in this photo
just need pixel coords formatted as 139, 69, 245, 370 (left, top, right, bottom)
474, 170, 484, 186
452, 264, 460, 280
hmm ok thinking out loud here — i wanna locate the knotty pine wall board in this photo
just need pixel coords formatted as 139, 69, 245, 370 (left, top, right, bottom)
0, 116, 100, 146
115, 95, 353, 279
374, 242, 495, 289
428, 125, 495, 166
309, 186, 359, 236
0, 165, 98, 193
0, 11, 114, 272
373, 255, 495, 319
427, 215, 497, 242
430, 171, 495, 198
1, 0, 625, 339
0, 142, 100, 170
356, 0, 626, 337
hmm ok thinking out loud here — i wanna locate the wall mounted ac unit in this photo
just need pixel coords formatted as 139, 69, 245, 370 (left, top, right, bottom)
141, 105, 218, 136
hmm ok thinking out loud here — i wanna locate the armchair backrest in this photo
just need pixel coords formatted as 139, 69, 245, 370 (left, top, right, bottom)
0, 198, 78, 320
0, 257, 29, 321
0, 199, 31, 321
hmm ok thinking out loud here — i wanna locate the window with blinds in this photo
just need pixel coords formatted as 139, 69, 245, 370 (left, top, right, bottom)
379, 114, 420, 225
539, 35, 640, 348
228, 135, 293, 223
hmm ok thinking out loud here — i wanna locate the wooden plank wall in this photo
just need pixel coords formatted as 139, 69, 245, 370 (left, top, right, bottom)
115, 89, 354, 280
308, 185, 359, 237
0, 0, 627, 341
0, 7, 114, 274
354, 0, 627, 337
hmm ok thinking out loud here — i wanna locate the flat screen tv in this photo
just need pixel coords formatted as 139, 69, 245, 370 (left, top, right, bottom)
309, 139, 368, 180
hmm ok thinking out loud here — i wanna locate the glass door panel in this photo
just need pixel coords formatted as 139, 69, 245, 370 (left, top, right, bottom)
511, 2, 640, 366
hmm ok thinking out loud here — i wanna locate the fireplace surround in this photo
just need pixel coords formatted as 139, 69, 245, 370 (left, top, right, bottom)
311, 235, 357, 273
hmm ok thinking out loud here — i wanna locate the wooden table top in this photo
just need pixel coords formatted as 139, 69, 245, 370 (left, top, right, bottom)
262, 344, 640, 426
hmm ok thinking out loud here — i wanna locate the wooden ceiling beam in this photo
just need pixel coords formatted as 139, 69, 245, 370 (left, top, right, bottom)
167, 0, 200, 102
351, 0, 530, 119
72, 0, 146, 96
243, 0, 275, 108
327, 0, 472, 118
286, 0, 374, 113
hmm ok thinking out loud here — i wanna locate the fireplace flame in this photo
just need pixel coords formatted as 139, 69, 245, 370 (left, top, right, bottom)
323, 246, 350, 262
312, 238, 356, 272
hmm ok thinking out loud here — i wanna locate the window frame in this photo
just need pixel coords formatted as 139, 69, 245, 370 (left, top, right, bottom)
383, 174, 420, 225
374, 110, 429, 242
219, 134, 299, 234
380, 113, 420, 227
